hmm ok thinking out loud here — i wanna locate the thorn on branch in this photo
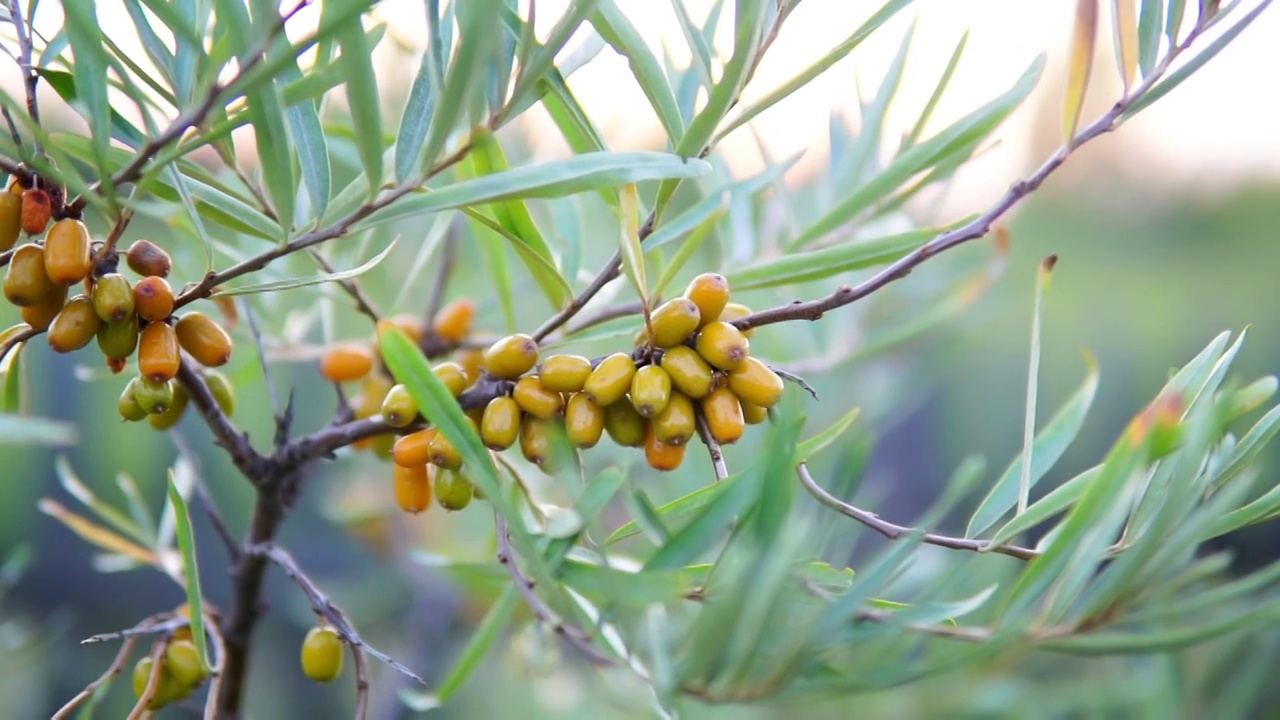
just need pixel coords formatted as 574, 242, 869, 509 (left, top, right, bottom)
80, 613, 183, 645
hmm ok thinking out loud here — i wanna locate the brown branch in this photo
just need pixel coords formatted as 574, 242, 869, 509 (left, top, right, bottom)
52, 617, 161, 719
8, 0, 40, 155
80, 614, 183, 645
176, 359, 271, 483
562, 300, 646, 336
696, 411, 729, 481
797, 463, 1039, 561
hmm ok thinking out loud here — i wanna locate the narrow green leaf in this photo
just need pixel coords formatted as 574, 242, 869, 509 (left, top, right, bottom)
987, 465, 1100, 548
968, 352, 1099, 537
623, 488, 672, 545
327, 5, 382, 193
797, 407, 863, 459
62, 0, 115, 201
247, 81, 296, 233
903, 30, 968, 149
0, 414, 76, 446
670, 0, 714, 88
55, 457, 152, 548
166, 473, 210, 671
1018, 257, 1056, 515
837, 21, 915, 187
730, 227, 942, 290
124, 0, 176, 86
1210, 404, 1280, 491
401, 585, 518, 710
394, 17, 441, 183
1, 342, 22, 413
645, 155, 799, 251
591, 0, 685, 143
504, 0, 600, 120
617, 184, 648, 304
35, 69, 147, 148
473, 223, 517, 331
420, 0, 501, 170
116, 474, 158, 543
1040, 603, 1280, 654
1138, 0, 1165, 76
560, 561, 691, 607
608, 478, 736, 545
791, 55, 1043, 249
212, 239, 398, 296
644, 473, 761, 571
460, 208, 573, 305
1165, 0, 1187, 42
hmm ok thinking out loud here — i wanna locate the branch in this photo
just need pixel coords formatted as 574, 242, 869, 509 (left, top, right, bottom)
7, 0, 40, 155
176, 359, 271, 483
309, 249, 383, 323
561, 300, 646, 337
696, 412, 729, 481
127, 638, 168, 720
52, 617, 162, 719
797, 463, 1039, 561
80, 614, 183, 644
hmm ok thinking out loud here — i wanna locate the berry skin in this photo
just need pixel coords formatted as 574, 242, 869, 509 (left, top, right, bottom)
433, 361, 470, 396
0, 192, 21, 251
319, 343, 375, 383
648, 297, 701, 347
630, 365, 672, 418
20, 188, 51, 236
513, 375, 563, 419
19, 284, 67, 331
133, 376, 175, 415
434, 469, 474, 511
125, 240, 172, 278
352, 374, 393, 419
458, 349, 485, 384
205, 370, 236, 416
300, 627, 344, 683
538, 354, 592, 392
480, 396, 521, 450
139, 321, 180, 383
683, 273, 730, 329
43, 219, 92, 285
583, 353, 636, 406
118, 380, 148, 422
380, 384, 418, 428
132, 656, 188, 710
133, 276, 175, 322
520, 415, 557, 467
717, 302, 755, 338
653, 391, 695, 445
740, 400, 769, 425
702, 387, 745, 445
564, 393, 605, 449
659, 346, 714, 399
603, 399, 646, 448
175, 312, 233, 367
91, 273, 135, 323
393, 463, 433, 514
48, 294, 102, 353
727, 357, 784, 408
148, 382, 190, 430
433, 298, 475, 343
644, 422, 687, 472
393, 428, 437, 468
164, 639, 207, 689
483, 334, 539, 379
695, 321, 749, 371
429, 420, 474, 470
4, 243, 57, 306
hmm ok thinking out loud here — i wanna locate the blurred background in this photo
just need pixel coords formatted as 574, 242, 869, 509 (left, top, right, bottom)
2, 0, 1279, 717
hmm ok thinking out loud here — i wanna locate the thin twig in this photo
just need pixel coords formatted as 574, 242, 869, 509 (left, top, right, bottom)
797, 463, 1039, 561
203, 614, 228, 720
91, 204, 135, 271
241, 301, 283, 432
309, 249, 383, 323
1, 106, 22, 150
8, 0, 40, 155
193, 471, 242, 562
248, 543, 426, 690
770, 365, 818, 400
81, 614, 184, 644
52, 618, 159, 719
696, 412, 729, 481
127, 637, 168, 720
494, 513, 618, 666
562, 300, 646, 337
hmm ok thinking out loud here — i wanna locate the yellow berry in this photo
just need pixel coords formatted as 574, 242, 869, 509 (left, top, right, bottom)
683, 273, 730, 328
0, 193, 20, 252
125, 239, 172, 278
4, 243, 57, 306
741, 400, 769, 425
164, 639, 207, 689
139, 321, 180, 383
133, 275, 175, 322
653, 391, 695, 445
603, 399, 646, 448
434, 468, 474, 511
205, 369, 236, 416
91, 273, 135, 323
513, 375, 563, 419
647, 297, 701, 347
538, 354, 592, 392
520, 415, 556, 467
433, 361, 470, 396
319, 343, 374, 383
388, 313, 425, 344
433, 298, 475, 343
18, 283, 66, 331
132, 655, 189, 710
480, 396, 521, 450
702, 387, 745, 444
727, 356, 784, 409
393, 428, 437, 468
659, 346, 714, 399
564, 392, 605, 449
175, 312, 233, 367
458, 348, 485, 384
300, 626, 344, 683
583, 352, 636, 406
380, 384, 418, 428
393, 463, 433, 514
353, 374, 393, 419
644, 422, 686, 472
629, 365, 672, 418
695, 321, 749, 371
483, 333, 538, 379
717, 302, 755, 338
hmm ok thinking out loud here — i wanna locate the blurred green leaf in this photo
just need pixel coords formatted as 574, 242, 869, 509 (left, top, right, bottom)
504, 0, 600, 120
1210, 404, 1280, 491
730, 227, 942, 290
325, 3, 383, 194
646, 156, 798, 251
166, 473, 210, 671
670, 0, 714, 89
420, 0, 501, 171
2, 342, 22, 413
55, 457, 152, 547
797, 408, 862, 459
35, 69, 146, 148
1138, 0, 1165, 76
650, 205, 723, 298
401, 585, 517, 710
63, 0, 115, 201
394, 1, 443, 183
609, 475, 740, 545
0, 414, 76, 446
591, 1, 685, 143
560, 560, 691, 606
246, 79, 296, 232
987, 465, 1099, 547
461, 209, 573, 308
1165, 0, 1187, 41
903, 30, 968, 149
617, 184, 648, 304
836, 20, 914, 188
212, 239, 398, 296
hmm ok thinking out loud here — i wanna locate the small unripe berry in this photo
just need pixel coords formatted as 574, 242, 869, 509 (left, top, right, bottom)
702, 387, 745, 445
20, 188, 51, 236
647, 297, 701, 347
175, 312, 233, 367
513, 375, 563, 419
132, 376, 175, 415
433, 298, 475, 343
164, 639, 207, 689
118, 379, 148, 421
695, 321, 749, 371
630, 365, 672, 418
603, 399, 646, 447
380, 384, 418, 428
644, 422, 687, 472
43, 219, 92, 285
132, 655, 188, 710
653, 391, 695, 445
564, 393, 605, 449
4, 243, 57, 306
139, 321, 180, 383
393, 463, 433, 514
47, 294, 102, 353
204, 369, 236, 416
91, 273, 135, 323
683, 273, 730, 329
352, 374, 393, 419
434, 468, 474, 511
319, 343, 375, 383
480, 396, 521, 450
727, 357, 784, 409
483, 334, 538, 379
583, 353, 636, 406
148, 382, 190, 430
300, 627, 344, 683
0, 193, 21, 251
393, 428, 437, 468
133, 276, 175, 322
538, 354, 592, 392
659, 346, 714, 399
18, 283, 67, 331
125, 239, 172, 278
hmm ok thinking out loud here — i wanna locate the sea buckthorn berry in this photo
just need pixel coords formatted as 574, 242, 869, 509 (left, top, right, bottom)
149, 383, 190, 430
604, 399, 646, 448
513, 375, 563, 419
164, 639, 207, 689
695, 321, 749, 371
718, 302, 754, 338
644, 422, 687, 472
125, 240, 172, 278
48, 295, 102, 353
388, 313, 425, 344
648, 297, 701, 347
43, 219, 92, 285
702, 387, 745, 445
483, 333, 538, 379
393, 428, 437, 468
433, 298, 475, 343
118, 380, 148, 421
659, 346, 715, 399
520, 415, 557, 467
133, 276, 175, 322
630, 365, 672, 418
319, 343, 375, 383
301, 626, 344, 683
458, 349, 485, 384
175, 312, 233, 367
481, 396, 521, 450
353, 374, 393, 419
20, 188, 51, 236
105, 355, 128, 374
132, 656, 187, 710
465, 405, 486, 427
683, 273, 730, 328
139, 321, 180, 383
564, 393, 605, 449
133, 376, 175, 415
4, 243, 57, 306
741, 400, 769, 425
435, 469, 474, 511
0, 193, 20, 251
653, 391, 695, 445
380, 384, 418, 428
430, 420, 474, 470
205, 370, 236, 416
91, 273, 135, 323
19, 284, 67, 331
727, 357, 784, 408
433, 361, 470, 396
393, 463, 433, 514
538, 354, 592, 392
583, 352, 636, 406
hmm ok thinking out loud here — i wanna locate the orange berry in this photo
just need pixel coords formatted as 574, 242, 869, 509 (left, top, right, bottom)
695, 321, 749, 371
393, 464, 433, 514
0, 193, 20, 251
19, 283, 67, 331
125, 240, 172, 278
458, 349, 485, 384
393, 428, 438, 468
741, 400, 769, 425
43, 219, 91, 285
701, 386, 745, 445
512, 375, 563, 419
727, 357, 784, 409
20, 188, 51, 236
644, 422, 686, 472
175, 312, 233, 367
319, 343, 375, 383
717, 302, 755, 338
4, 243, 57, 306
433, 298, 475, 343
133, 276, 175, 322
138, 321, 180, 383
683, 273, 729, 328
47, 294, 101, 353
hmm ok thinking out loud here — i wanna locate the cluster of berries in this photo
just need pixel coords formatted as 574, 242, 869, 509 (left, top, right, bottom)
1, 174, 235, 430
320, 274, 782, 517
129, 632, 207, 710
